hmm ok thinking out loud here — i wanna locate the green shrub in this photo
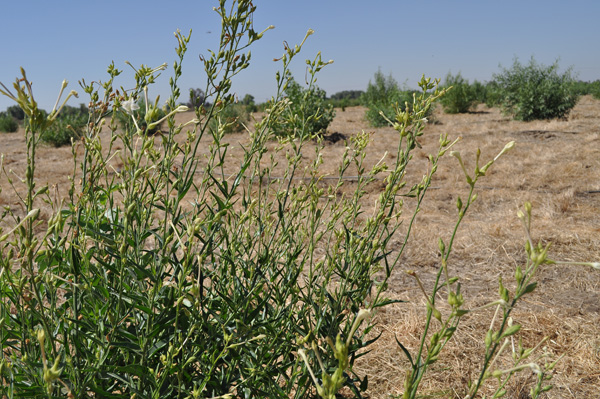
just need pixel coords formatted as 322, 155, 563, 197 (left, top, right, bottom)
6, 104, 25, 120
240, 93, 257, 113
0, 2, 575, 399
577, 80, 600, 99
492, 57, 580, 121
186, 87, 209, 110
362, 69, 421, 127
484, 80, 503, 107
571, 80, 600, 98
327, 90, 364, 110
271, 72, 335, 137
210, 102, 249, 133
40, 112, 87, 146
440, 71, 477, 113
0, 113, 18, 132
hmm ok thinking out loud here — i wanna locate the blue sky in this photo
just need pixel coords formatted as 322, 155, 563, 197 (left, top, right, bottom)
1, 1, 599, 112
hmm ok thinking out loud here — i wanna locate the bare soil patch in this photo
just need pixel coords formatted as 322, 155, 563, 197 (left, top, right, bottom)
1, 97, 599, 398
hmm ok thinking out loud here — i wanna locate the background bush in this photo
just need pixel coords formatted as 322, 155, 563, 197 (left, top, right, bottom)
0, 113, 18, 132
572, 79, 600, 99
362, 70, 418, 127
271, 74, 335, 137
240, 93, 257, 112
210, 102, 250, 133
186, 87, 210, 110
440, 71, 477, 113
327, 90, 364, 110
6, 104, 25, 121
40, 105, 88, 146
492, 57, 580, 121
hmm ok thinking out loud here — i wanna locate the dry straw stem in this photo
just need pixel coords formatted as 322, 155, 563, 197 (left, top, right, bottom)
1, 89, 600, 396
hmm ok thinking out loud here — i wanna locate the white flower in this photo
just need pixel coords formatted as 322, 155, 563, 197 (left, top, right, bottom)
122, 98, 140, 115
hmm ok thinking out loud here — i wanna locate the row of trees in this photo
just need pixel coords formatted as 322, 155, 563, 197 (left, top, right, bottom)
363, 58, 598, 123
3, 58, 599, 139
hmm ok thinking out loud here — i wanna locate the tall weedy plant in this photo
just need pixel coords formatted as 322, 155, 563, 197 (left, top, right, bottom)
3, 1, 595, 398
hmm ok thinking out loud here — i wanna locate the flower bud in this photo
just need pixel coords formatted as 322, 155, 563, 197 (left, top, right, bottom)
37, 328, 46, 345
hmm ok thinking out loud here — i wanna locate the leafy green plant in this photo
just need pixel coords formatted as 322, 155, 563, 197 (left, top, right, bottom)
470, 80, 488, 104
362, 69, 418, 127
240, 93, 257, 112
186, 87, 209, 110
271, 70, 335, 137
40, 109, 87, 146
209, 102, 249, 133
440, 71, 477, 113
5, 105, 25, 121
575, 80, 600, 99
0, 113, 18, 132
1, 3, 595, 399
492, 57, 580, 121
327, 90, 363, 110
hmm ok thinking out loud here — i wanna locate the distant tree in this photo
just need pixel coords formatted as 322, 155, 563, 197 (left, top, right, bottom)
241, 94, 255, 105
439, 71, 476, 114
362, 69, 415, 126
240, 94, 257, 112
6, 105, 25, 121
187, 88, 207, 110
271, 75, 335, 137
492, 57, 579, 120
329, 90, 364, 101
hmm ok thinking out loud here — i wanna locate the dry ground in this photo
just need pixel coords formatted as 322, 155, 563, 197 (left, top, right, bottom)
1, 97, 599, 398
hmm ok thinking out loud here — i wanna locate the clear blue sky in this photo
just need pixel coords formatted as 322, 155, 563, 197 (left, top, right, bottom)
1, 1, 599, 112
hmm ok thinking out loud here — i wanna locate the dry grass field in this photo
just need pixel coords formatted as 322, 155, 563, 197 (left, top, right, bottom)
1, 96, 599, 398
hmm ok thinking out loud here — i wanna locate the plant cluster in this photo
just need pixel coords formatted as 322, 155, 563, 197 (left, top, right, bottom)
491, 57, 579, 121
361, 70, 419, 127
270, 70, 335, 137
240, 93, 257, 112
0, 113, 18, 133
571, 79, 600, 99
0, 2, 591, 398
39, 105, 88, 147
209, 102, 250, 133
327, 90, 364, 110
186, 87, 209, 110
439, 71, 478, 114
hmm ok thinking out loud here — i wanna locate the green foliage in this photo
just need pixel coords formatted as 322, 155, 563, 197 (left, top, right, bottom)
571, 80, 600, 99
440, 71, 477, 113
492, 57, 580, 121
40, 112, 86, 146
271, 73, 335, 137
330, 90, 363, 101
186, 87, 208, 110
240, 93, 257, 112
327, 90, 364, 110
6, 104, 25, 120
0, 3, 571, 399
38, 105, 88, 146
484, 80, 503, 108
470, 80, 488, 104
0, 113, 18, 132
592, 81, 600, 100
210, 102, 249, 133
362, 70, 417, 127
